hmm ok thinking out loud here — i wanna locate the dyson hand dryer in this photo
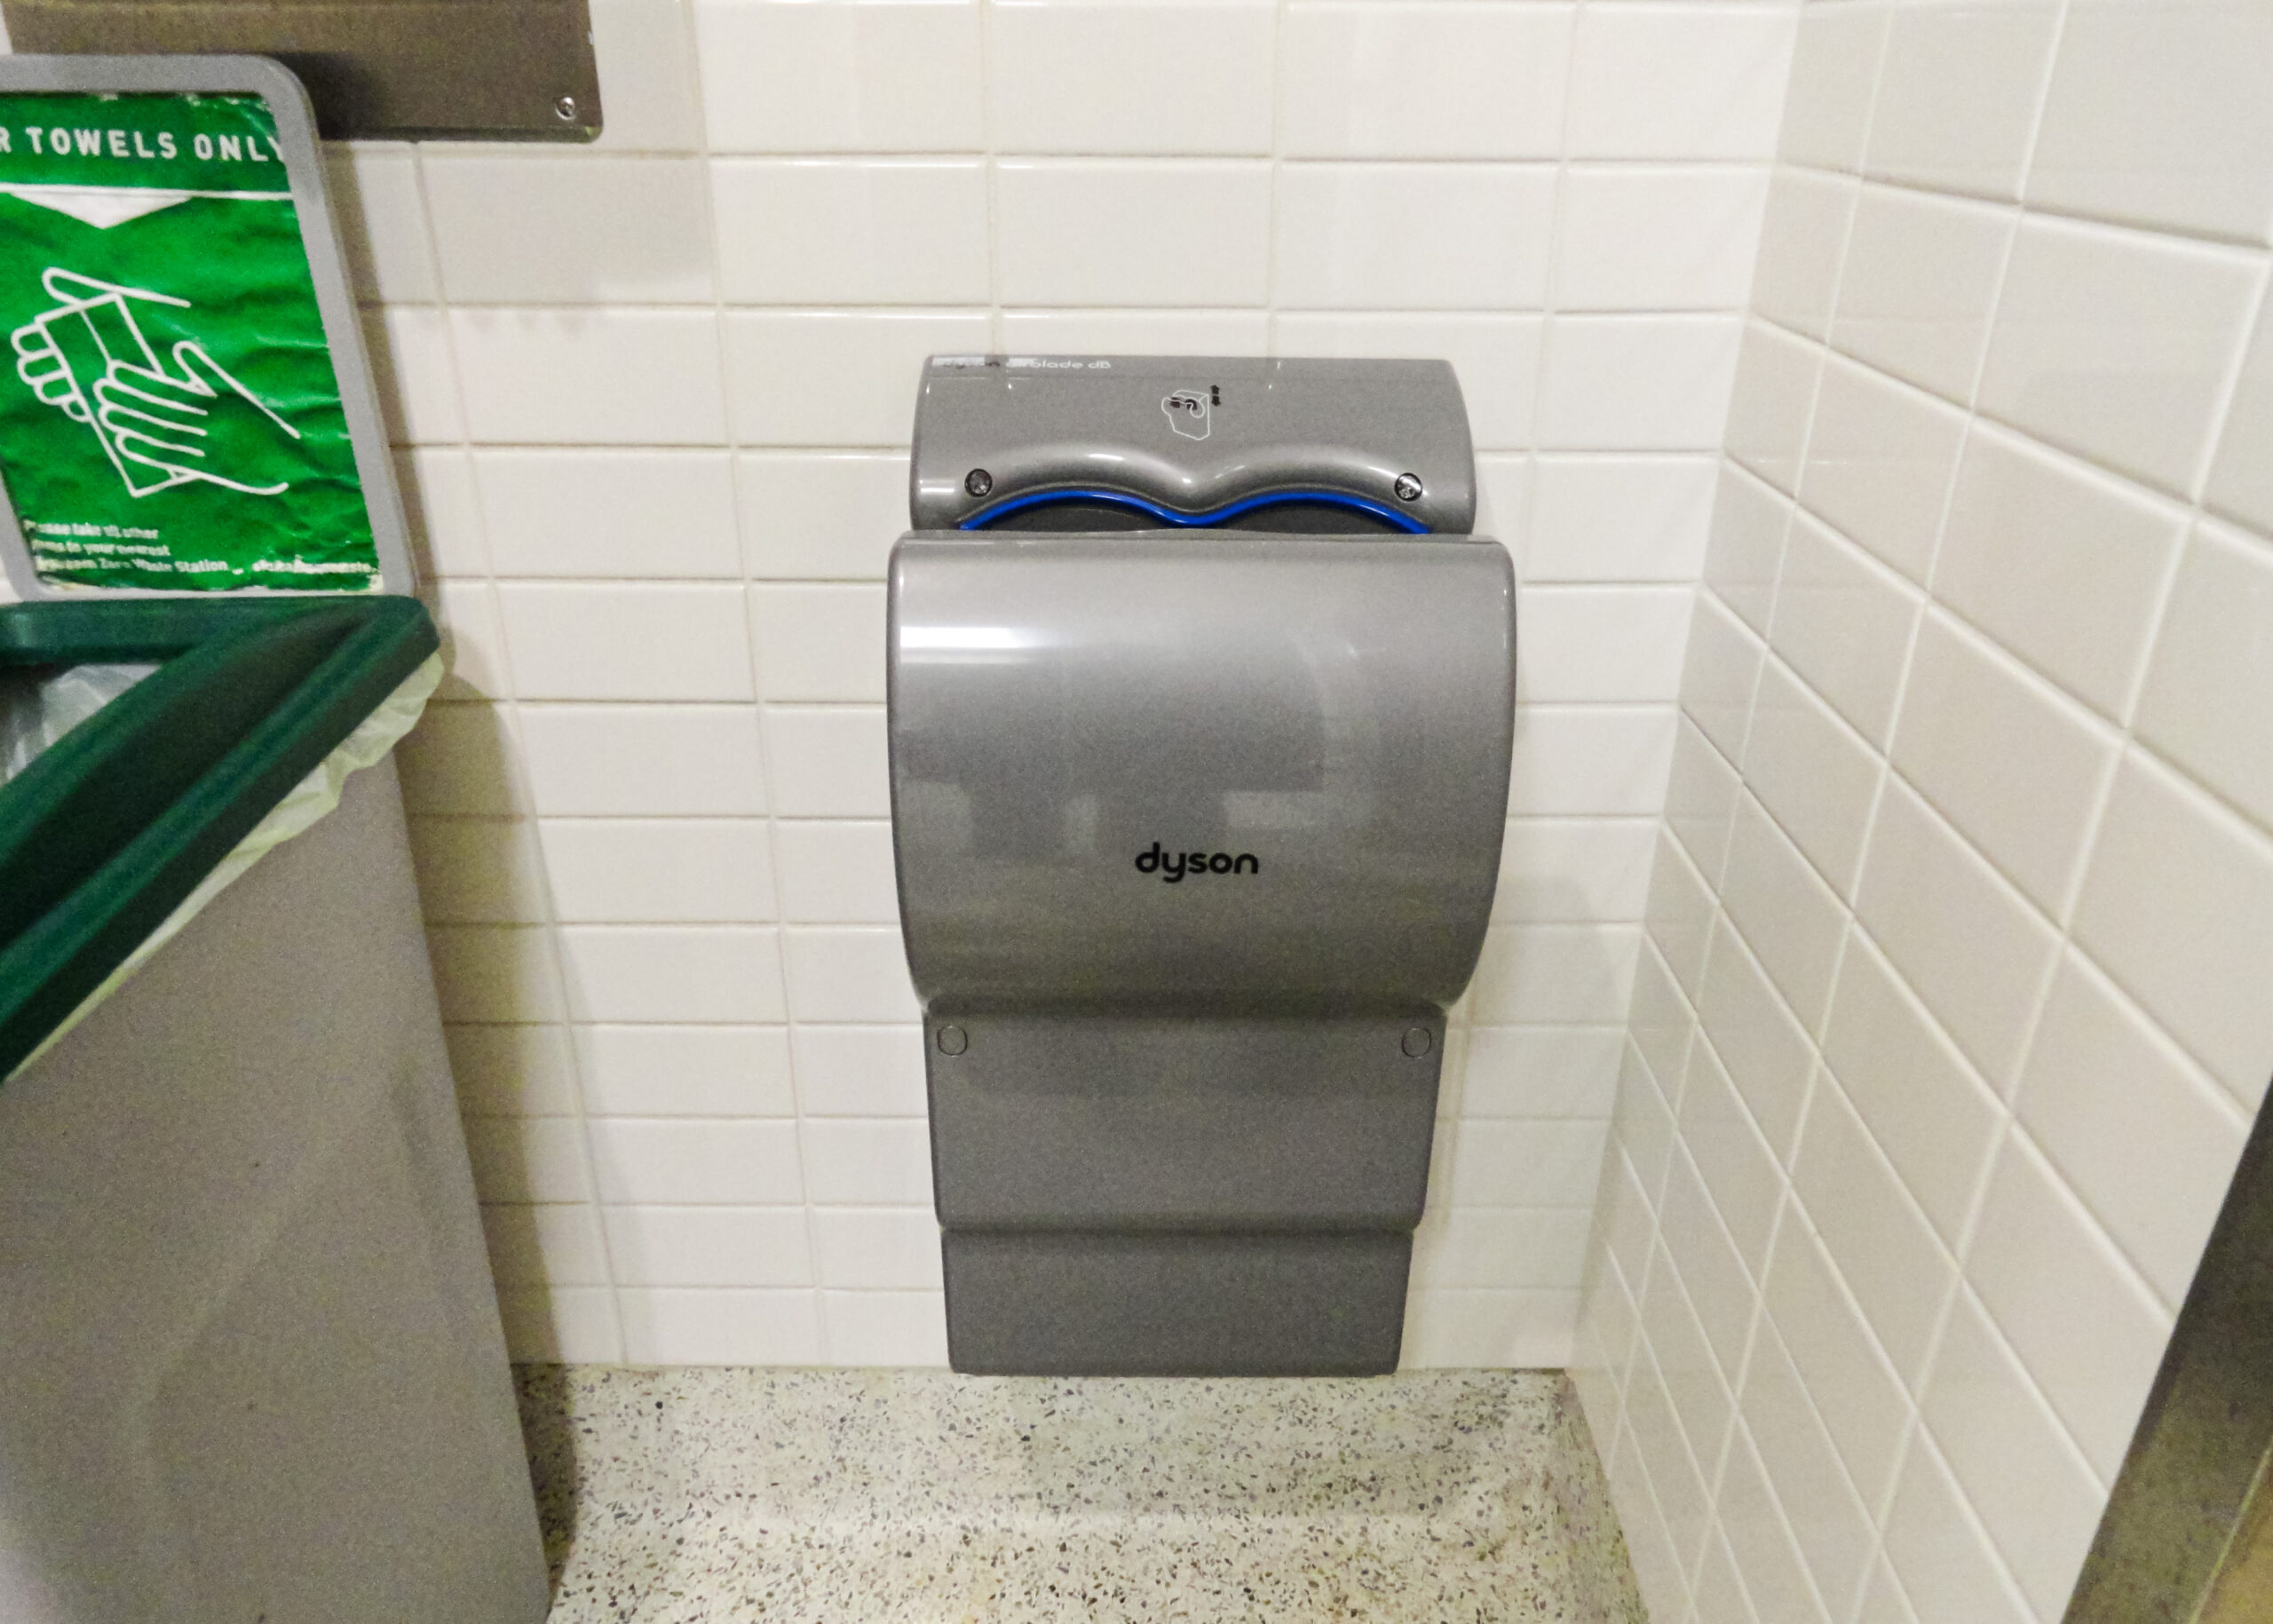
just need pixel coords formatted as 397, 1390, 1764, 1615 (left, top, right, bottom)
888, 356, 1516, 1375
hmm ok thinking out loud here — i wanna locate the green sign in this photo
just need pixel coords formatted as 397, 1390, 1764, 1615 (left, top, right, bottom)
0, 91, 377, 592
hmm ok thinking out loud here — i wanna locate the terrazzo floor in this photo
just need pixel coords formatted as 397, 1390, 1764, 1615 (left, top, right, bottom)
516, 1366, 1648, 1622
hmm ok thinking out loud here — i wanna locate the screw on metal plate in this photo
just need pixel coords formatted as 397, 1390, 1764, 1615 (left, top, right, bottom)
1393, 472, 1424, 503
965, 469, 994, 498
554, 95, 579, 122
1401, 1026, 1433, 1058
938, 1025, 969, 1056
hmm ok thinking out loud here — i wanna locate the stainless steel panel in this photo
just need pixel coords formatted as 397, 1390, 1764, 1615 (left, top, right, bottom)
3, 2, 602, 139
910, 356, 1476, 535
889, 530, 1516, 1017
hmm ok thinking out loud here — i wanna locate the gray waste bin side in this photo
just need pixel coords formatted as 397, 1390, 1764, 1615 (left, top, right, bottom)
0, 755, 549, 1624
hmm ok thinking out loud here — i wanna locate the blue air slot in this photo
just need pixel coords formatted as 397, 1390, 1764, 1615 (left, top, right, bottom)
958, 487, 1431, 535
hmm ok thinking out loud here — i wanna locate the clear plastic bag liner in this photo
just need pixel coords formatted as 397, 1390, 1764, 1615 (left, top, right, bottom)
9, 652, 445, 1078
0, 662, 159, 785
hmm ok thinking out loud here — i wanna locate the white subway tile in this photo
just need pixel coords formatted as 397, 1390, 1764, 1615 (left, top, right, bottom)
1272, 313, 1542, 451
557, 925, 788, 1023
1462, 1025, 1627, 1119
496, 582, 755, 701
1892, 614, 2121, 916
1719, 795, 1846, 1033
2207, 300, 2273, 534
518, 704, 767, 816
1740, 1319, 1876, 1617
431, 581, 511, 701
2072, 750, 2273, 1105
1881, 1432, 2036, 1624
693, 0, 982, 153
539, 819, 776, 923
462, 1115, 592, 1204
1527, 456, 1716, 583
1676, 1037, 1782, 1275
329, 147, 433, 303
1854, 780, 2062, 1090
711, 160, 989, 305
1601, 1149, 1659, 1297
1614, 1042, 1680, 1206
1742, 657, 1881, 896
782, 927, 921, 1022
749, 583, 886, 702
1821, 931, 2003, 1252
481, 1202, 611, 1286
1646, 828, 1717, 999
1565, 6, 1795, 161
1770, 510, 1921, 748
1865, 1, 2060, 201
1625, 1339, 1715, 1578
427, 924, 568, 1024
476, 450, 741, 579
1414, 1208, 1595, 1289
1696, 917, 1814, 1163
1830, 187, 2011, 405
1638, 1245, 1735, 1488
1968, 1131, 2170, 1483
1666, 717, 1742, 883
1539, 315, 1744, 452
447, 1022, 581, 1116
823, 1290, 949, 1365
585, 0, 703, 153
1608, 1417, 1692, 1619
1679, 588, 1764, 763
450, 309, 728, 445
773, 820, 900, 923
2136, 521, 2273, 827
1798, 356, 1966, 586
725, 312, 989, 447
1448, 1119, 1613, 1209
618, 1287, 824, 1364
604, 1206, 813, 1287
424, 155, 716, 304
1778, 3, 1886, 172
2029, 0, 2273, 243
1791, 1070, 1960, 1384
1507, 705, 1678, 816
400, 448, 488, 579
996, 160, 1270, 307
1856, 1557, 1921, 1624
1977, 218, 2262, 496
739, 452, 910, 581
1403, 1289, 1576, 1368
1703, 463, 1790, 634
811, 1208, 944, 1289
1935, 427, 2189, 722
410, 816, 549, 924
999, 309, 1271, 356
1517, 586, 1693, 705
1281, 3, 1572, 159
1763, 1223, 1913, 1510
1717, 1426, 1833, 1624
576, 1024, 798, 1116
589, 1118, 804, 1204
992, 1, 1273, 155
1493, 818, 1658, 924
2015, 952, 2249, 1306
765, 705, 891, 817
1276, 163, 1555, 311
497, 1287, 622, 1363
1723, 320, 1820, 493
1921, 1292, 2106, 1620
1750, 170, 1854, 341
801, 1117, 932, 1205
1469, 925, 1642, 1026
1556, 166, 1769, 313
792, 1025, 928, 1116
365, 306, 462, 445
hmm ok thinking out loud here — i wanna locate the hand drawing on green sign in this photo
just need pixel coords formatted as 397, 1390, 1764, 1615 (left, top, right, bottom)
12, 266, 302, 499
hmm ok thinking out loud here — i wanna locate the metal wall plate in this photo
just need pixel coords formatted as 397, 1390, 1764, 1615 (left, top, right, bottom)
1, 0, 601, 139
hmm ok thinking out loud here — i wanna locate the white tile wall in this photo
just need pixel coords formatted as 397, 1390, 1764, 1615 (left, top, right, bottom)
332, 0, 1806, 1372
1576, 4, 2273, 1621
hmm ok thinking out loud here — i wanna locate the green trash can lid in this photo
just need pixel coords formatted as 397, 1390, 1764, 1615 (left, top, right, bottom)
0, 53, 414, 602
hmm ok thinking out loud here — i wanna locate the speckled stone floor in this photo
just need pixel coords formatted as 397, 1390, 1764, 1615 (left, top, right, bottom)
515, 1367, 1646, 1623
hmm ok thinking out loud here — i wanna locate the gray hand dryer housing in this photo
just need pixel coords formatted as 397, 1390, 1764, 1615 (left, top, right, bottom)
888, 356, 1516, 1374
